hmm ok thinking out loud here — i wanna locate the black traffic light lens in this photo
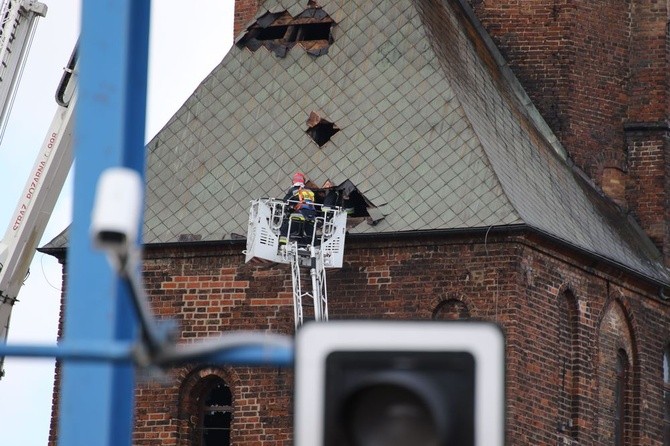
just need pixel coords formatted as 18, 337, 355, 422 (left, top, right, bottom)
344, 383, 440, 446
325, 351, 474, 446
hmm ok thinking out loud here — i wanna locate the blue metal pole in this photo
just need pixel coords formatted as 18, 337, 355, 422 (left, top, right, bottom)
57, 1, 150, 445
0, 342, 294, 365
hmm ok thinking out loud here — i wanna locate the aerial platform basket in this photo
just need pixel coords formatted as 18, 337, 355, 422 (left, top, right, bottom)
245, 198, 347, 268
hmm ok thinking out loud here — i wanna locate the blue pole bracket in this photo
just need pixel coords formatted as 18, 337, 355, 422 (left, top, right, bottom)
0, 336, 294, 367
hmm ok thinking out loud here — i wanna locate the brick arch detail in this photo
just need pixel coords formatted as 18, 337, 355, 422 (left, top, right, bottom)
596, 297, 639, 445
557, 280, 577, 295
431, 294, 472, 320
597, 290, 640, 354
176, 366, 239, 446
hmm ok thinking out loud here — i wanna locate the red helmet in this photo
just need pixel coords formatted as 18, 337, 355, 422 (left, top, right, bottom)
292, 172, 305, 185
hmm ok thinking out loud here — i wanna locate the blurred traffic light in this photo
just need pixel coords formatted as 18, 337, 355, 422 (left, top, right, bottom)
294, 321, 504, 446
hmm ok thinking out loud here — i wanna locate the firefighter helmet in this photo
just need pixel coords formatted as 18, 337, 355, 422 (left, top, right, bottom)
292, 172, 305, 185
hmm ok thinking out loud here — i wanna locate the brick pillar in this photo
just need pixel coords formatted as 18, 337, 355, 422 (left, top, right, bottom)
565, 0, 631, 189
624, 0, 670, 263
470, 0, 631, 191
470, 0, 670, 260
470, 0, 573, 150
627, 1, 667, 123
234, 0, 261, 37
626, 127, 670, 263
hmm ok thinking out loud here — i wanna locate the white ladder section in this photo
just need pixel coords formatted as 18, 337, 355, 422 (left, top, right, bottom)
0, 0, 47, 141
0, 43, 77, 378
245, 198, 346, 328
288, 243, 328, 327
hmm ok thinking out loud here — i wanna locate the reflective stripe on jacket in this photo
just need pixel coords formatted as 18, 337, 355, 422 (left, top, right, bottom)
283, 186, 315, 211
293, 188, 315, 211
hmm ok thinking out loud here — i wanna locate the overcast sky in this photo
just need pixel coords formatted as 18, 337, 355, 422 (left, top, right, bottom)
0, 1, 234, 444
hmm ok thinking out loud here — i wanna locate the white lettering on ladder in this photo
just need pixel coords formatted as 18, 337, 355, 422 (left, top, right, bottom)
11, 132, 58, 231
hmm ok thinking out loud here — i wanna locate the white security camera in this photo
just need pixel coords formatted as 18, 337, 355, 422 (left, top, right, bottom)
90, 167, 143, 262
294, 321, 505, 446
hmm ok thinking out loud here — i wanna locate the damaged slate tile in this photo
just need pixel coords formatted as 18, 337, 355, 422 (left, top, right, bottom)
237, 5, 336, 58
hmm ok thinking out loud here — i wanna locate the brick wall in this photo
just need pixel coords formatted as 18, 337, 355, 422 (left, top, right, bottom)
627, 0, 668, 123
233, 0, 261, 38
470, 0, 670, 261
626, 132, 669, 257
623, 0, 670, 263
470, 0, 630, 188
120, 232, 669, 445
134, 244, 295, 446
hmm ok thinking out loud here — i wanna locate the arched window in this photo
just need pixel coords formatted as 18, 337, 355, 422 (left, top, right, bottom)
558, 290, 579, 438
614, 349, 628, 446
198, 378, 233, 446
664, 345, 670, 446
432, 299, 470, 320
597, 302, 635, 445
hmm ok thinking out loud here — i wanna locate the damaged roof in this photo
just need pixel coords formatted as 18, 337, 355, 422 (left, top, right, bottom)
45, 0, 670, 285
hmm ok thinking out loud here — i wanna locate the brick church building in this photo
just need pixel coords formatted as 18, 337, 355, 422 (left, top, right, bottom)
45, 0, 670, 444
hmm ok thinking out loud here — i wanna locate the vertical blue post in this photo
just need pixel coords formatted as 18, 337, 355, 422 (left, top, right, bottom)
58, 1, 150, 445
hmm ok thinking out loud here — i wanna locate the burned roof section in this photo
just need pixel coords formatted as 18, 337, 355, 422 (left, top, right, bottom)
237, 5, 335, 58
309, 178, 383, 227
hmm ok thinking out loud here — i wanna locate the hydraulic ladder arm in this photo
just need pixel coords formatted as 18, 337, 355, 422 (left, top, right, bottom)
288, 243, 328, 328
0, 45, 77, 378
0, 0, 48, 142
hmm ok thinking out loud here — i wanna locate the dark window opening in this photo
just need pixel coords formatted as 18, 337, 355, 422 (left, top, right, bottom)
237, 7, 335, 58
199, 380, 233, 446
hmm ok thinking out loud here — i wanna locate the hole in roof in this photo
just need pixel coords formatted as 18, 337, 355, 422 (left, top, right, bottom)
310, 178, 383, 226
237, 3, 335, 58
289, 23, 332, 41
306, 111, 340, 147
255, 25, 289, 41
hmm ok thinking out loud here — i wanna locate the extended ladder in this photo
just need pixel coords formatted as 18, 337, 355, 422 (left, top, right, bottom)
288, 243, 328, 327
0, 0, 47, 142
245, 198, 346, 328
0, 43, 77, 378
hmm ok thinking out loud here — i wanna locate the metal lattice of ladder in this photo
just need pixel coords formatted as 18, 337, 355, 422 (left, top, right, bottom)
0, 0, 47, 141
288, 243, 329, 328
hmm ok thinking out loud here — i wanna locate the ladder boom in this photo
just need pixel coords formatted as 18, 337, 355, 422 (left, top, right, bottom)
0, 45, 77, 378
0, 0, 47, 142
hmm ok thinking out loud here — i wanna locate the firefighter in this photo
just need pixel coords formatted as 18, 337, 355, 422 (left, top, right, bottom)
279, 172, 316, 246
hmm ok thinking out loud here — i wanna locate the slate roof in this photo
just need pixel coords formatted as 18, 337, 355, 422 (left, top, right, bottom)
44, 0, 670, 285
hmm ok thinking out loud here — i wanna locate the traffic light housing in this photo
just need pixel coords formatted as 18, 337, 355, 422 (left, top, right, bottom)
294, 321, 505, 446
